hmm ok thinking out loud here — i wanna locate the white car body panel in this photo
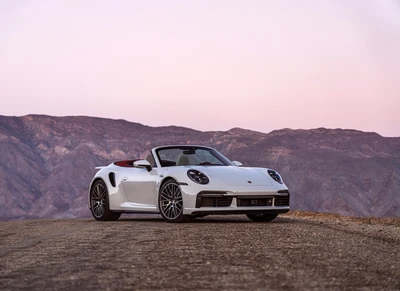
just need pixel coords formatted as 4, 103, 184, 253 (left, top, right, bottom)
88, 145, 290, 218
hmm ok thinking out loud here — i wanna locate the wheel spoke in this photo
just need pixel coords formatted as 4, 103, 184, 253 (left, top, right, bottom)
95, 204, 101, 215
93, 203, 100, 216
172, 207, 177, 218
165, 205, 173, 217
164, 202, 172, 211
92, 203, 99, 212
164, 185, 170, 197
97, 203, 102, 215
95, 185, 101, 198
97, 206, 103, 217
173, 187, 180, 198
167, 185, 174, 197
161, 192, 170, 200
175, 203, 182, 211
99, 190, 106, 199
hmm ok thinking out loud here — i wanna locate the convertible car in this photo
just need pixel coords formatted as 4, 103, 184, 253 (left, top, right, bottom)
88, 145, 290, 223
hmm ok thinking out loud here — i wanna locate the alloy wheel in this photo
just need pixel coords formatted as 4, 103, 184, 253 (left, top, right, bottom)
160, 181, 183, 220
91, 182, 106, 218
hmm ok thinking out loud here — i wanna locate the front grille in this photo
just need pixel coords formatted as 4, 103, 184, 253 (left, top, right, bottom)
237, 198, 273, 207
275, 196, 290, 206
200, 197, 232, 207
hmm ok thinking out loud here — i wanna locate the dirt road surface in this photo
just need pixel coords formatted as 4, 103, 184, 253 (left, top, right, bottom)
0, 213, 399, 290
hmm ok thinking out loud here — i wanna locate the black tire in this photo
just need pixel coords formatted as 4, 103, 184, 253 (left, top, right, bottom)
159, 179, 191, 223
90, 180, 121, 221
246, 213, 278, 222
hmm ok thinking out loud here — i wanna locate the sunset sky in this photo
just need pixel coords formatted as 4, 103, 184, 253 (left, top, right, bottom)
1, 0, 399, 137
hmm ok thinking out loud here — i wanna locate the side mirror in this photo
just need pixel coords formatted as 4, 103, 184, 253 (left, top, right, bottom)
232, 161, 243, 167
133, 160, 152, 171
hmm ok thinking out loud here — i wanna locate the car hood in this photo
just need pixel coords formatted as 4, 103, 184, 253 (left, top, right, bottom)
191, 166, 273, 186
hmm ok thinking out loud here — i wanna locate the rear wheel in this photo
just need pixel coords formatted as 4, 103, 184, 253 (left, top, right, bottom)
159, 180, 190, 223
246, 213, 278, 222
90, 180, 121, 221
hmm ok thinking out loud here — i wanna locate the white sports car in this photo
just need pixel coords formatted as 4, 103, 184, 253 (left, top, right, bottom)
88, 145, 290, 223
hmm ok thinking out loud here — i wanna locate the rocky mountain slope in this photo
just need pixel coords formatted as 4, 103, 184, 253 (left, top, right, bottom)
0, 115, 399, 220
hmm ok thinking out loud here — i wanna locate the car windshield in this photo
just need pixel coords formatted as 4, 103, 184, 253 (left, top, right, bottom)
155, 146, 232, 167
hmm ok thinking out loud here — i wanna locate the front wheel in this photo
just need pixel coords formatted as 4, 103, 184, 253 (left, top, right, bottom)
159, 180, 191, 223
246, 213, 278, 222
90, 180, 121, 221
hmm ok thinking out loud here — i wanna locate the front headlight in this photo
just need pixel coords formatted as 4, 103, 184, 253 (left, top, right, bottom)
187, 169, 209, 184
268, 169, 283, 184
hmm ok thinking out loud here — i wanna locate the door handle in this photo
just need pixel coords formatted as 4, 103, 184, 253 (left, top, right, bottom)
122, 177, 128, 181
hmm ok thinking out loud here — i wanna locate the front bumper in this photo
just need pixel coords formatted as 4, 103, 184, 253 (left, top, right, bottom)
181, 185, 290, 215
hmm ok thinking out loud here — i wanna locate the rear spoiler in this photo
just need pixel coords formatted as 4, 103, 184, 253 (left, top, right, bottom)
95, 166, 106, 170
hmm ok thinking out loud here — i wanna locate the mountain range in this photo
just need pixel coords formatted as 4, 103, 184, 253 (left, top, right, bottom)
0, 114, 399, 220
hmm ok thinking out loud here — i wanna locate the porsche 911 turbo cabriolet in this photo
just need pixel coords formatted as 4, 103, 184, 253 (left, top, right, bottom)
88, 145, 290, 223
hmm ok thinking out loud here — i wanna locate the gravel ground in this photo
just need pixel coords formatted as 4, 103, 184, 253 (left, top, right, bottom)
0, 213, 399, 290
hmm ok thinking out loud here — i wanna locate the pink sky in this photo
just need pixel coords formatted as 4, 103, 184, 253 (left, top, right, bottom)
1, 0, 399, 136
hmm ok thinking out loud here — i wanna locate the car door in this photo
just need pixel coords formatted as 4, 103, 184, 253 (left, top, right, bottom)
120, 167, 158, 207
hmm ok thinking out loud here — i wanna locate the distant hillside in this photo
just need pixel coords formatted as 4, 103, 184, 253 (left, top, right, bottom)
0, 114, 399, 220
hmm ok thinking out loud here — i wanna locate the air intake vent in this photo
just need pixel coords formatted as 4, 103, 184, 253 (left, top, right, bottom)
108, 172, 116, 187
200, 197, 232, 207
275, 196, 289, 206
